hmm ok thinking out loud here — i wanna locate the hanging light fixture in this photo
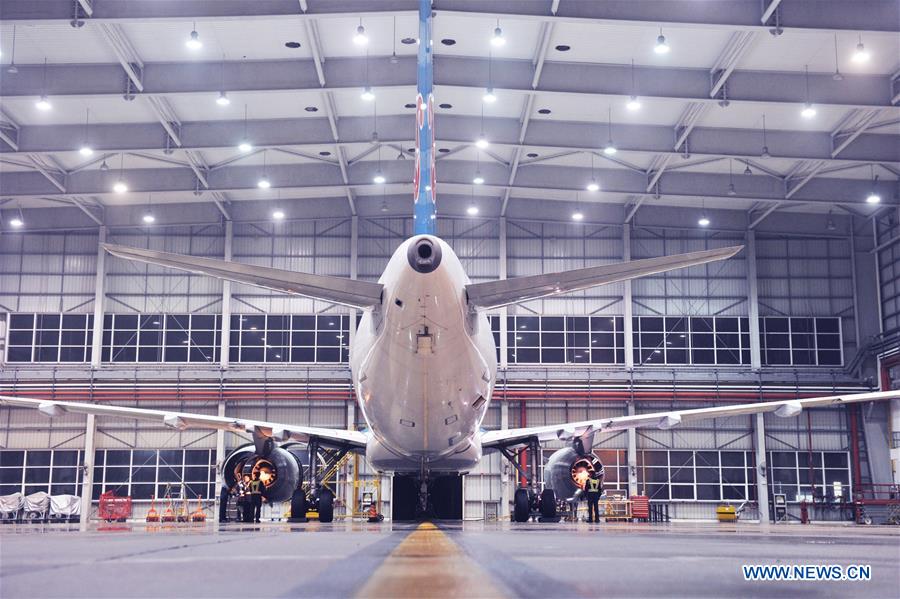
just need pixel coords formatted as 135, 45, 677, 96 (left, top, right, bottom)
475, 102, 489, 148
142, 193, 155, 223
586, 153, 599, 191
603, 106, 617, 155
467, 186, 479, 215
571, 209, 584, 221
727, 159, 737, 196
9, 206, 24, 228
624, 59, 641, 110
698, 214, 710, 227
257, 150, 271, 188
215, 54, 230, 105
491, 20, 505, 47
760, 114, 771, 158
113, 153, 128, 193
852, 34, 870, 63
35, 58, 51, 111
832, 34, 844, 80
390, 17, 399, 64
186, 23, 202, 50
7, 25, 18, 74
483, 50, 497, 103
801, 65, 816, 118
373, 145, 386, 184
826, 211, 836, 231
353, 19, 369, 46
654, 28, 670, 54
238, 104, 252, 152
361, 50, 375, 100
743, 163, 752, 175
79, 108, 94, 156
866, 165, 880, 204
272, 209, 285, 220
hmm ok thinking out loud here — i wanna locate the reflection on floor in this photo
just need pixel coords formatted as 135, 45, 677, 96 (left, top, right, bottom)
1, 521, 898, 598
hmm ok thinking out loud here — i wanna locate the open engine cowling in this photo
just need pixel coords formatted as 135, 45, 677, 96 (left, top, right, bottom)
543, 445, 604, 501
223, 443, 305, 503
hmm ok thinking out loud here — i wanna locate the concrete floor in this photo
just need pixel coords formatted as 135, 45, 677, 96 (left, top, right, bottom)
1, 521, 898, 598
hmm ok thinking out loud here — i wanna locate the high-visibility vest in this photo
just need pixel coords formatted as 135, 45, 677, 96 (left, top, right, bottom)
249, 479, 263, 495
587, 477, 601, 492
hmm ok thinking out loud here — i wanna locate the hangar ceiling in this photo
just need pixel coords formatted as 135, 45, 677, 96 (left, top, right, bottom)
0, 0, 898, 229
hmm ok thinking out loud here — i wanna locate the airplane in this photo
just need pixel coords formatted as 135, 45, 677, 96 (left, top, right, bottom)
2, 0, 898, 523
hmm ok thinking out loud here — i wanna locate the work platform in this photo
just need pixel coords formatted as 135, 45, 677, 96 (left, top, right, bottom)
1, 521, 897, 598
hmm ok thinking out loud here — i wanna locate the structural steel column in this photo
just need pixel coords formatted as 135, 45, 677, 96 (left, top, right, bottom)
349, 215, 358, 350
755, 412, 770, 523
219, 220, 233, 368
80, 414, 96, 531
214, 399, 226, 514
623, 225, 634, 369
627, 401, 638, 496
746, 230, 762, 371
499, 217, 508, 369
90, 226, 107, 370
499, 399, 510, 519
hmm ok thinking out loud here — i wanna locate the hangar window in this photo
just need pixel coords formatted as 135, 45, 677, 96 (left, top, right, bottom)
761, 317, 842, 367
231, 313, 350, 364
632, 316, 752, 366
0, 450, 86, 498
101, 313, 220, 364
6, 313, 93, 363
90, 449, 216, 501
505, 315, 625, 365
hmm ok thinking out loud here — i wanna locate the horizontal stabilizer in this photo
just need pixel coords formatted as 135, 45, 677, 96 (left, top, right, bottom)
103, 244, 383, 309
465, 245, 743, 309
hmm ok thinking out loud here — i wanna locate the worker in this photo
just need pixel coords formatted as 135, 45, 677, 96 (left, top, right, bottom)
218, 484, 230, 523
248, 472, 264, 524
237, 474, 251, 523
586, 470, 602, 523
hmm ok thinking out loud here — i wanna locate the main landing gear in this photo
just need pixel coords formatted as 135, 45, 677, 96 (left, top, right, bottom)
499, 437, 559, 523
286, 437, 347, 524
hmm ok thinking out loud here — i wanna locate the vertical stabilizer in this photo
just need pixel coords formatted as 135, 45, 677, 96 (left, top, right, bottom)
413, 0, 436, 235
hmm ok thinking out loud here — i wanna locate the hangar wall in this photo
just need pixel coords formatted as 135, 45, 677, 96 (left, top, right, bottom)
0, 213, 886, 521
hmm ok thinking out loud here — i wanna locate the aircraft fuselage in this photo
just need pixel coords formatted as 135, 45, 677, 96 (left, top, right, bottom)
350, 235, 497, 473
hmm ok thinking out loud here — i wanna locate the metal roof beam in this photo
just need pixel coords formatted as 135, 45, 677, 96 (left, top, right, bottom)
5, 115, 898, 166
1, 57, 895, 111
2, 161, 889, 211
2, 0, 896, 34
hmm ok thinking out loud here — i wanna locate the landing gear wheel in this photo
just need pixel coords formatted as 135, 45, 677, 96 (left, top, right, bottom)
513, 488, 530, 523
540, 489, 557, 519
289, 489, 307, 522
318, 488, 334, 523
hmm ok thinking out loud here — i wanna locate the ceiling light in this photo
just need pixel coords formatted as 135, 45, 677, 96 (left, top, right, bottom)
727, 183, 737, 196
603, 141, 617, 156
743, 165, 752, 175
361, 86, 375, 101
826, 215, 836, 231
272, 209, 285, 220
626, 96, 641, 111
113, 179, 128, 193
380, 200, 389, 213
761, 146, 770, 159
79, 145, 94, 157
866, 192, 880, 204
483, 88, 497, 103
801, 103, 816, 118
473, 173, 485, 185
186, 29, 202, 50
238, 140, 253, 153
475, 136, 489, 150
257, 176, 271, 189
698, 215, 710, 227
467, 203, 479, 216
353, 24, 368, 46
216, 91, 230, 106
586, 180, 599, 192
10, 216, 24, 228
654, 33, 670, 54
99, 160, 109, 171
491, 26, 505, 47
35, 95, 52, 111
373, 171, 386, 184
571, 210, 584, 221
142, 211, 155, 224
852, 41, 870, 63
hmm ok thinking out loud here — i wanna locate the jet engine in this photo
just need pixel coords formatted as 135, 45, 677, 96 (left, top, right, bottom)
222, 443, 304, 503
543, 442, 604, 501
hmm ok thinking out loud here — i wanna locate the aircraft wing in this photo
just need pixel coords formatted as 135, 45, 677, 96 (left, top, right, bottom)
464, 246, 742, 310
102, 244, 383, 310
479, 390, 900, 449
0, 396, 368, 449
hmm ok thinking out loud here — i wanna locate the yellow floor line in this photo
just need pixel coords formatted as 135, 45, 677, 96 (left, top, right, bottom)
355, 522, 506, 599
